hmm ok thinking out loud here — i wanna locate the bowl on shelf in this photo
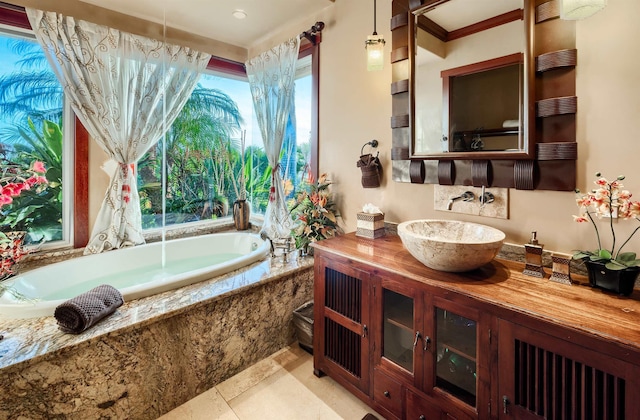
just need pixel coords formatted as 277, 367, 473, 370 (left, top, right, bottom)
397, 219, 505, 272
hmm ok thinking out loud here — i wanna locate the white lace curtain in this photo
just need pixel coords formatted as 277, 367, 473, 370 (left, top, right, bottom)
26, 9, 210, 254
245, 37, 301, 240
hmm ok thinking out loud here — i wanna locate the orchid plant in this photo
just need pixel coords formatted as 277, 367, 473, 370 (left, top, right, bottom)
289, 172, 342, 251
573, 172, 640, 270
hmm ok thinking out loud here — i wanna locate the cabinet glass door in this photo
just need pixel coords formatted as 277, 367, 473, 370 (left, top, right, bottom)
382, 289, 414, 372
435, 307, 477, 407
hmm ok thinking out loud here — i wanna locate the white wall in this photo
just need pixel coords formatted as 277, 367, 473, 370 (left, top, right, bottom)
319, 0, 640, 255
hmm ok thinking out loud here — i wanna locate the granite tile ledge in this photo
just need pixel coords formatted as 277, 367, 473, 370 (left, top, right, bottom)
0, 254, 313, 371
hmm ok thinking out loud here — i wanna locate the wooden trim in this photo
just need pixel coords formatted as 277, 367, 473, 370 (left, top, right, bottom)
417, 15, 448, 42
536, 96, 577, 118
441, 52, 523, 78
74, 118, 90, 248
0, 2, 30, 30
448, 9, 523, 41
391, 46, 409, 63
391, 115, 410, 128
391, 146, 410, 160
390, 13, 409, 31
536, 142, 577, 160
514, 160, 535, 190
536, 0, 559, 23
409, 160, 425, 183
471, 160, 491, 187
536, 49, 577, 73
206, 56, 245, 77
437, 160, 455, 185
391, 79, 409, 95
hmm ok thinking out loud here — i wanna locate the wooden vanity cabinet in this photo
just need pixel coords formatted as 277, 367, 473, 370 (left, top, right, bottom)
312, 234, 640, 420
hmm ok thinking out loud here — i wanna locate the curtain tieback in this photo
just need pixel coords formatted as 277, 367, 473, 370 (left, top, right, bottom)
269, 163, 281, 202
119, 163, 134, 204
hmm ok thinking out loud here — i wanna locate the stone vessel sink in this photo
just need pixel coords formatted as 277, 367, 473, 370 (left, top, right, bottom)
397, 219, 505, 272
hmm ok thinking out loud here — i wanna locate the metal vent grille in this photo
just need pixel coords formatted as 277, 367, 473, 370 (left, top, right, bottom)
324, 267, 361, 323
514, 339, 625, 419
325, 318, 361, 378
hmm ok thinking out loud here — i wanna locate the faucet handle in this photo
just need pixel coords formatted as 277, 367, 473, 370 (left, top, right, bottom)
480, 186, 495, 207
461, 191, 475, 202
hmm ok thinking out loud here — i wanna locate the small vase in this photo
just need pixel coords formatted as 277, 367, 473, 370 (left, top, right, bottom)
233, 199, 250, 231
585, 260, 640, 296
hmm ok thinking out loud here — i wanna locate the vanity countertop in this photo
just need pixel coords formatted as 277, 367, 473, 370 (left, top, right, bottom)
313, 232, 640, 358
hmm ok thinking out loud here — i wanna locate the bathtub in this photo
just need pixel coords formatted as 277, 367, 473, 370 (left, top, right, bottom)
0, 232, 270, 319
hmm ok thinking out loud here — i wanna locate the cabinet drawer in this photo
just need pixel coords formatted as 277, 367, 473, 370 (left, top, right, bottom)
406, 388, 442, 420
406, 388, 476, 420
373, 368, 403, 417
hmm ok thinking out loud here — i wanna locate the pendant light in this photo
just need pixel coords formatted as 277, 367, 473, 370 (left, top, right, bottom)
365, 0, 385, 71
560, 0, 607, 20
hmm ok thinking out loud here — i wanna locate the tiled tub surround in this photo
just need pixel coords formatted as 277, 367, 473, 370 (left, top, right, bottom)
0, 254, 314, 419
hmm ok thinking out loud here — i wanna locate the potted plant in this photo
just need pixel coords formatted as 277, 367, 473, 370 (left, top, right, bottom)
289, 172, 342, 254
572, 172, 640, 295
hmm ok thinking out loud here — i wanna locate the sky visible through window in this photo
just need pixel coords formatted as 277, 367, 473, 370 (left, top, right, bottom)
0, 35, 41, 133
198, 71, 311, 150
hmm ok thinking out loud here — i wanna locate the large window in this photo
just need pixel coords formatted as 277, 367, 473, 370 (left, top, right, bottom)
0, 24, 74, 247
137, 54, 314, 230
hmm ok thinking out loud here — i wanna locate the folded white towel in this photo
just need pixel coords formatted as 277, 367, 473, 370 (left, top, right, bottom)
502, 119, 520, 128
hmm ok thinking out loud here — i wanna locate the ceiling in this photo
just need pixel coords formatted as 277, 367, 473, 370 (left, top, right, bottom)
77, 0, 335, 49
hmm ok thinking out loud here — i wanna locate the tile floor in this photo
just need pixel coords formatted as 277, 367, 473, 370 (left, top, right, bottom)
158, 344, 384, 420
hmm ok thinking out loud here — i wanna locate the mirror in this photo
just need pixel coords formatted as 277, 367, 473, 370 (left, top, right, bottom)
410, 0, 533, 159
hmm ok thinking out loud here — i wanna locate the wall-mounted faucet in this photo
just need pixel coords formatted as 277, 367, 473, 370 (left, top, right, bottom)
447, 191, 475, 210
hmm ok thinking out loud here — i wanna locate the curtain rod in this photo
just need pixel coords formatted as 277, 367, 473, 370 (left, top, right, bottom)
299, 21, 324, 45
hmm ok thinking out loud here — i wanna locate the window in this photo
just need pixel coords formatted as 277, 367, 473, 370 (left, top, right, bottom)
137, 51, 316, 230
0, 24, 75, 248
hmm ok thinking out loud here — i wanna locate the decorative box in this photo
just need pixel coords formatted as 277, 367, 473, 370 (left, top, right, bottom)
356, 212, 385, 239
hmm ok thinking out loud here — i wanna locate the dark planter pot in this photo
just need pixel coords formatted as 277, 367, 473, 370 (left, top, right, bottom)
233, 199, 250, 231
585, 260, 640, 296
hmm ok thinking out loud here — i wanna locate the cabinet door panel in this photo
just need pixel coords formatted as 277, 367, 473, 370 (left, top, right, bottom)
314, 256, 370, 394
374, 274, 423, 387
498, 319, 640, 419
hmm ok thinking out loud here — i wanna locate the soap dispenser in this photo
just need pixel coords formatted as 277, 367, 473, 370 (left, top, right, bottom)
523, 231, 545, 278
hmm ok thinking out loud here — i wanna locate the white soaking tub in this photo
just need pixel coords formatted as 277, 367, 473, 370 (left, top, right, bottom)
0, 232, 269, 319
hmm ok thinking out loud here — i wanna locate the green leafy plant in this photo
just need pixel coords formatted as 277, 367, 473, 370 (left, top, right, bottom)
2, 119, 63, 242
289, 172, 342, 250
572, 172, 640, 270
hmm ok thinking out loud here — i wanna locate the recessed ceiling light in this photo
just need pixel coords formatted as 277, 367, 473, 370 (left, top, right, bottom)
232, 9, 247, 19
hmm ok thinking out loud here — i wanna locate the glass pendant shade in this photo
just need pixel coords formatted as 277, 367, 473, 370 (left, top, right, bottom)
560, 0, 607, 20
366, 35, 385, 71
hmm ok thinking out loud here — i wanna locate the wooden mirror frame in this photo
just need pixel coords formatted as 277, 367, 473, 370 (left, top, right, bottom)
391, 0, 577, 190
410, 2, 533, 160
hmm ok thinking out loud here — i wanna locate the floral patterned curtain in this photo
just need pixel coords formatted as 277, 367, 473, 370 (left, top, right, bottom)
245, 37, 301, 240
26, 9, 210, 254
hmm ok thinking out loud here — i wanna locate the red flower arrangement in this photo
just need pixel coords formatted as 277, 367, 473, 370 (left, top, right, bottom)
0, 160, 48, 281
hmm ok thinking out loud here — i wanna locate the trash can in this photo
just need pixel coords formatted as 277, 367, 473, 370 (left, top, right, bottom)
293, 300, 314, 354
